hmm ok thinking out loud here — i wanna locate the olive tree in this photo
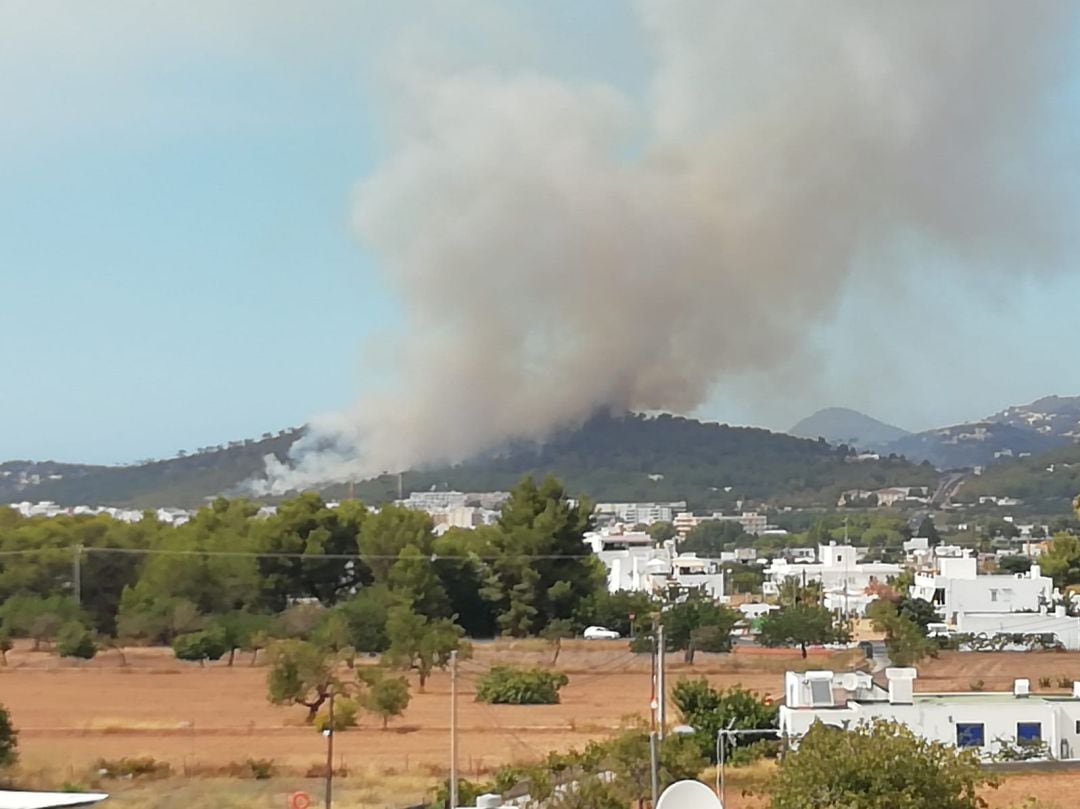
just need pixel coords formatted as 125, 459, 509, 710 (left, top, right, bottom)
771, 719, 988, 809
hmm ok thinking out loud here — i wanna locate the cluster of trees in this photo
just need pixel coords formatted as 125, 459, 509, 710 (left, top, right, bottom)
671, 679, 777, 762
451, 714, 1004, 809
867, 593, 938, 667
0, 476, 622, 660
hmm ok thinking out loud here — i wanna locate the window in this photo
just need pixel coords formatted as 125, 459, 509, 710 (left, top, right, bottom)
990, 589, 998, 602
956, 723, 985, 748
933, 588, 946, 605
809, 680, 832, 706
1075, 720, 1080, 734
1018, 722, 1042, 743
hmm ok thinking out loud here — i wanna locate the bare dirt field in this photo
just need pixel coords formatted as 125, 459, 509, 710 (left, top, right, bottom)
916, 650, 1080, 693
2, 643, 1078, 807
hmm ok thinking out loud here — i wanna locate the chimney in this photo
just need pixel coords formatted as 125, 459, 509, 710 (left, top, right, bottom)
1014, 678, 1030, 698
1031, 564, 1041, 579
886, 667, 917, 704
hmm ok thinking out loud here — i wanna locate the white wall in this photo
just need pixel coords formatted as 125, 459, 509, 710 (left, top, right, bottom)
780, 697, 1080, 759
956, 612, 1080, 650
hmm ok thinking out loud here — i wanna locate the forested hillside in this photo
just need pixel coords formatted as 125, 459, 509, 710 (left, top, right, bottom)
341, 413, 938, 510
1, 431, 302, 508
3, 413, 938, 509
956, 443, 1080, 511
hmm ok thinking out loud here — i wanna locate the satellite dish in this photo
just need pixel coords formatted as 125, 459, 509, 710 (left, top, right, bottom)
656, 779, 723, 809
841, 673, 859, 691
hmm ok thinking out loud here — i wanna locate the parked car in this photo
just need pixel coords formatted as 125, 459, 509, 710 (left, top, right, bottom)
583, 625, 621, 640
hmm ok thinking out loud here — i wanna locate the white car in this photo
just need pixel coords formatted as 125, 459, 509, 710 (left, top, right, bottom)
583, 625, 621, 640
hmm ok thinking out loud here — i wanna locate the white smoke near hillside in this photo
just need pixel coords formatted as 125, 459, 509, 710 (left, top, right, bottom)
261, 0, 1079, 493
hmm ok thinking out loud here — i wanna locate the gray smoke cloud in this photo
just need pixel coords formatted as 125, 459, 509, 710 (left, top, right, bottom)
261, 0, 1078, 493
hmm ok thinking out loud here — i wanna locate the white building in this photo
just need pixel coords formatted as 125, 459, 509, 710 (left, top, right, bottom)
673, 511, 768, 537
593, 502, 687, 526
400, 491, 468, 510
780, 667, 1080, 760
954, 608, 1080, 650
763, 543, 900, 615
587, 534, 726, 600
910, 555, 1053, 623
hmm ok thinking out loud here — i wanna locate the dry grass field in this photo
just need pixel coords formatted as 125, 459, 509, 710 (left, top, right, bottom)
0, 642, 1077, 807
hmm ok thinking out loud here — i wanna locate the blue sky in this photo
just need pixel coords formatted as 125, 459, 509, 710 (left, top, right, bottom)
3, 2, 1080, 465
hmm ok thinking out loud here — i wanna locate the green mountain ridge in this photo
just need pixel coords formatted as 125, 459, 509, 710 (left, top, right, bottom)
2, 413, 937, 510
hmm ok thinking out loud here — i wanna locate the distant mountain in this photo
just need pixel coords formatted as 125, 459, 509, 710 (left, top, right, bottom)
789, 407, 910, 449
987, 395, 1080, 442
885, 421, 1067, 470
1, 414, 938, 510
879, 395, 1080, 471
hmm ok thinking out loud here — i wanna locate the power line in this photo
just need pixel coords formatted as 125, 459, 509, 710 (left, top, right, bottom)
0, 546, 597, 562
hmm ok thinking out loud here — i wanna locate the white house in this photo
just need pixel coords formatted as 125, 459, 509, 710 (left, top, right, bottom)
764, 543, 899, 615
779, 667, 1080, 760
909, 555, 1053, 623
587, 535, 726, 600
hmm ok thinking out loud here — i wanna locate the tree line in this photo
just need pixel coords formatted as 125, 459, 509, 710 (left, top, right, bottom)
0, 476, 623, 654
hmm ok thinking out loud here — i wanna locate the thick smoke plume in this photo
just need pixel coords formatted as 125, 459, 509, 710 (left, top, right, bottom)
263, 1, 1078, 492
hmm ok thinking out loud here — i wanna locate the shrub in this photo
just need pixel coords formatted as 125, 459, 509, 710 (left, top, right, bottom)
475, 666, 569, 705
313, 697, 358, 732
95, 757, 172, 779
969, 679, 985, 692
304, 762, 349, 778
56, 622, 97, 660
1058, 677, 1073, 689
0, 704, 17, 768
247, 758, 276, 779
172, 627, 228, 665
1038, 676, 1052, 689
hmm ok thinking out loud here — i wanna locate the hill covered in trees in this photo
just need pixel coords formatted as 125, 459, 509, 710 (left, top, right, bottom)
0, 430, 301, 509
3, 413, 939, 509
344, 413, 937, 510
956, 442, 1080, 512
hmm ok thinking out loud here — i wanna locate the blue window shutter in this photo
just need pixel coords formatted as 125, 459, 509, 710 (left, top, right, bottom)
1017, 722, 1042, 743
956, 723, 985, 747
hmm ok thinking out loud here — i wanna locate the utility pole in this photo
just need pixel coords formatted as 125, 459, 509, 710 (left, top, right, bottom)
450, 650, 458, 809
657, 624, 666, 739
325, 690, 335, 809
72, 544, 82, 607
649, 731, 659, 808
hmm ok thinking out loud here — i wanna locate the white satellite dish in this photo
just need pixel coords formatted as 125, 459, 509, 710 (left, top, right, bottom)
0, 791, 109, 809
656, 779, 723, 809
840, 672, 859, 691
